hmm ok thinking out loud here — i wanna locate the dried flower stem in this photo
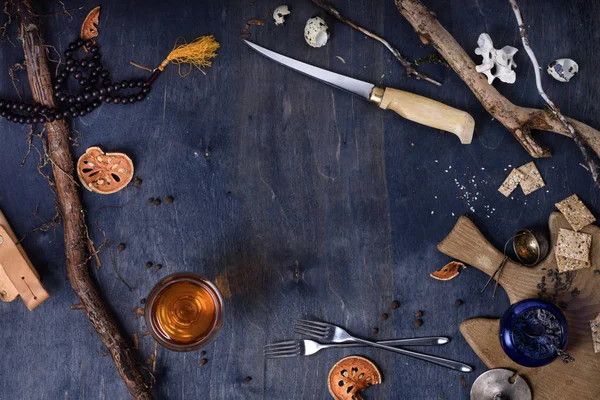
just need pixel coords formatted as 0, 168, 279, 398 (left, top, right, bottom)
508, 0, 599, 187
312, 0, 441, 86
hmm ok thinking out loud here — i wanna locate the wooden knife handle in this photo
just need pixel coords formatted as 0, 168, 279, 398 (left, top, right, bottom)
370, 87, 474, 144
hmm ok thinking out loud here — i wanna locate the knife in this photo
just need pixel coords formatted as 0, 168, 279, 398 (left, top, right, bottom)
244, 40, 474, 144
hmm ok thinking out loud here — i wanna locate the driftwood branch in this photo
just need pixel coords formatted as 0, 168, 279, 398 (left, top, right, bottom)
395, 0, 600, 183
508, 0, 599, 186
311, 0, 441, 86
11, 0, 153, 398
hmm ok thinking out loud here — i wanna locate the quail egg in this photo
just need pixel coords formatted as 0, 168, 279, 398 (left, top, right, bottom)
547, 58, 579, 82
304, 16, 329, 48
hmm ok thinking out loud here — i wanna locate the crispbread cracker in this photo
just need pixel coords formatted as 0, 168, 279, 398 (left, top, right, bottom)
498, 168, 524, 197
518, 161, 545, 195
556, 255, 590, 272
555, 194, 596, 231
556, 228, 591, 261
591, 314, 600, 353
555, 228, 592, 272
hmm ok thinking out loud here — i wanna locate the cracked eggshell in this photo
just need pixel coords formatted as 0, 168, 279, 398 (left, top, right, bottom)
304, 16, 329, 48
273, 5, 290, 26
548, 58, 579, 82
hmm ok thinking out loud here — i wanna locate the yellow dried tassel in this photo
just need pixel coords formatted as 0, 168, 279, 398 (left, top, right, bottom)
157, 35, 220, 76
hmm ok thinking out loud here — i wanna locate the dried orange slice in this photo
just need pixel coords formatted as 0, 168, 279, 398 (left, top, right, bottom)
430, 261, 466, 281
328, 356, 381, 400
77, 147, 134, 194
81, 6, 100, 47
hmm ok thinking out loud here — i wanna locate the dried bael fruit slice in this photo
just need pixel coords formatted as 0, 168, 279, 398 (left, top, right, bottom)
328, 356, 381, 400
430, 261, 466, 281
81, 6, 100, 47
77, 147, 134, 194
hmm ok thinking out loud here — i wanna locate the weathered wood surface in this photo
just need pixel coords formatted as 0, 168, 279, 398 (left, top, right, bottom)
439, 214, 600, 400
0, 0, 599, 399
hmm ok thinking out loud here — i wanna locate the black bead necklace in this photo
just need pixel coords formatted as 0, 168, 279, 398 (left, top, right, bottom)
0, 38, 152, 125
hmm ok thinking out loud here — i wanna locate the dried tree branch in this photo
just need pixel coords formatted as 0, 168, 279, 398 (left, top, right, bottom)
508, 0, 599, 185
395, 0, 600, 185
311, 0, 441, 86
11, 0, 154, 398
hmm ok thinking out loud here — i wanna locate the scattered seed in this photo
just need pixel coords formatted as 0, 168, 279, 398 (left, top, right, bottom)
381, 313, 389, 320
70, 303, 84, 310
117, 243, 126, 252
155, 264, 163, 271
240, 33, 251, 39
165, 195, 174, 204
455, 299, 463, 306
415, 310, 424, 318
371, 327, 379, 334
153, 198, 161, 206
244, 376, 253, 382
145, 353, 155, 365
247, 18, 265, 26
200, 358, 208, 366
147, 197, 154, 204
459, 375, 467, 388
200, 351, 206, 356
142, 330, 151, 337
132, 332, 139, 350
146, 261, 153, 269
414, 319, 423, 327
140, 298, 146, 304
134, 306, 145, 317
133, 176, 143, 188
390, 301, 400, 310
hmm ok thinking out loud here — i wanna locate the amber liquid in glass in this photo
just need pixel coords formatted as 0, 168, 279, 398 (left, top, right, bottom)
150, 281, 217, 345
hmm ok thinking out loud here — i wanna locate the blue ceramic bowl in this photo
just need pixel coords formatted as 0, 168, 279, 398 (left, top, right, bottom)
499, 298, 568, 367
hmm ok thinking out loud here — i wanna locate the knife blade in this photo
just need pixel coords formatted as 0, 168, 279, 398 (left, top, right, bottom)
244, 40, 474, 144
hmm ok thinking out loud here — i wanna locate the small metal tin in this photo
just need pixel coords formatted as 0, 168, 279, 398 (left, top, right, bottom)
512, 229, 549, 267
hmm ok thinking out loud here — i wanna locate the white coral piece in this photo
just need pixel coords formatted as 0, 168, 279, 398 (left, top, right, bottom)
273, 5, 290, 26
475, 33, 518, 84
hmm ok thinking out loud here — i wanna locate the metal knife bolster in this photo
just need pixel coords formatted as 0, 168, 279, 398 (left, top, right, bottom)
368, 87, 385, 105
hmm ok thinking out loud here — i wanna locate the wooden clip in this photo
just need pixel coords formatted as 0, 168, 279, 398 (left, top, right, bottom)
0, 209, 49, 310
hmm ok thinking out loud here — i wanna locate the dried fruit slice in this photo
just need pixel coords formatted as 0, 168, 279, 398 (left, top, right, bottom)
430, 261, 466, 281
77, 147, 134, 194
81, 6, 100, 47
328, 356, 381, 400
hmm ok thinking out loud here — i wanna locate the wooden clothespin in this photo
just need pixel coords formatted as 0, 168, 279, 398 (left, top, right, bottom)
0, 209, 49, 310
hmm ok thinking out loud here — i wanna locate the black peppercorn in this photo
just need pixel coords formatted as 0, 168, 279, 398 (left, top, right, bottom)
104, 97, 113, 104
414, 319, 423, 327
415, 310, 424, 318
390, 301, 400, 310
129, 96, 136, 104
79, 78, 88, 86
117, 243, 126, 252
371, 327, 378, 334
90, 46, 99, 54
76, 39, 84, 47
25, 117, 32, 124
164, 196, 174, 204
63, 110, 71, 118
136, 94, 145, 101
455, 299, 463, 306
53, 84, 61, 91
64, 50, 73, 58
121, 97, 128, 105
84, 40, 93, 48
381, 313, 389, 320
146, 261, 153, 268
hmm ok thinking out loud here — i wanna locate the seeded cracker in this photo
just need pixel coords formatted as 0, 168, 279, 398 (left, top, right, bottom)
518, 161, 545, 195
498, 168, 524, 197
555, 194, 596, 231
555, 228, 592, 272
591, 314, 600, 353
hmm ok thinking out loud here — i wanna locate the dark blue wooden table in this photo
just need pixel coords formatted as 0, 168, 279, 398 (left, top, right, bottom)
1, 0, 598, 399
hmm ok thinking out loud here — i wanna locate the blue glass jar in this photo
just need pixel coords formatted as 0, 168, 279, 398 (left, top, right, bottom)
499, 298, 568, 367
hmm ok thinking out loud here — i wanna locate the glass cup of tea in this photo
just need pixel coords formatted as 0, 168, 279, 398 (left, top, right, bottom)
145, 273, 224, 351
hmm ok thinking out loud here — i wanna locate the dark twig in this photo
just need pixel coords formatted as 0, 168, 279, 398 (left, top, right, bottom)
311, 0, 441, 86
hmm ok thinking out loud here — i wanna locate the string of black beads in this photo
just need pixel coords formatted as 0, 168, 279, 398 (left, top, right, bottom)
0, 38, 152, 125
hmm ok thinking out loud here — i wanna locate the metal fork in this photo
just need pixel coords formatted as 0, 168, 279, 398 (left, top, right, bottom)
295, 320, 473, 372
264, 336, 449, 359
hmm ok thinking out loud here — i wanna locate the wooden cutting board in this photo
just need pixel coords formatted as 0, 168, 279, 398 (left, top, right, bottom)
438, 213, 600, 400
